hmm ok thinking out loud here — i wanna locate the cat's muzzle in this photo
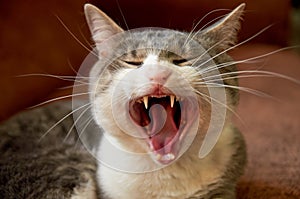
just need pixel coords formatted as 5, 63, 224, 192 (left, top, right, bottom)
128, 90, 197, 165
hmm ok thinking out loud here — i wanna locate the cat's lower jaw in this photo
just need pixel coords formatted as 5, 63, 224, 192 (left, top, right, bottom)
96, 124, 246, 199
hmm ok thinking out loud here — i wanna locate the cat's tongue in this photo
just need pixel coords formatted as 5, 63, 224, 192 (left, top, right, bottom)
148, 104, 179, 164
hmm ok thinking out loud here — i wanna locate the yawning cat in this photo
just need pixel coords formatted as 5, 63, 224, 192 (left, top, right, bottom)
0, 3, 247, 199
83, 3, 246, 199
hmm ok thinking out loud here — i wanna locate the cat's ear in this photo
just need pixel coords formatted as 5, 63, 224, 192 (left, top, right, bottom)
84, 4, 124, 44
197, 3, 245, 52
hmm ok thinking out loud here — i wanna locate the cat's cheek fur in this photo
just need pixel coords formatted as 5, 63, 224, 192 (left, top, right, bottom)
91, 73, 151, 154
91, 68, 127, 129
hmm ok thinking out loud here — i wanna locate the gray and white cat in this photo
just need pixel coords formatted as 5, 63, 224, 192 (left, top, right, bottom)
0, 3, 246, 199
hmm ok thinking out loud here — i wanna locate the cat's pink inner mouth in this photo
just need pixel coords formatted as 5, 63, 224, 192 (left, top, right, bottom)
129, 94, 186, 164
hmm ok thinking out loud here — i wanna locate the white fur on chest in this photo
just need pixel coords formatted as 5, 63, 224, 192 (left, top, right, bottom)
96, 125, 236, 199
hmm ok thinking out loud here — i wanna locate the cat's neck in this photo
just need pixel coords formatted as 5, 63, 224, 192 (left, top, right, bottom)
96, 124, 236, 199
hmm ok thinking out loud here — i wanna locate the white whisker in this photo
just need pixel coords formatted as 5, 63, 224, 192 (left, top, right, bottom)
183, 9, 231, 48
16, 73, 90, 85
193, 89, 244, 123
192, 25, 272, 69
200, 69, 300, 85
58, 83, 91, 90
29, 92, 92, 109
204, 74, 272, 82
199, 46, 300, 76
55, 15, 98, 58
190, 38, 226, 65
75, 116, 94, 147
38, 103, 91, 141
63, 104, 92, 142
195, 82, 277, 100
184, 14, 230, 48
116, 0, 129, 31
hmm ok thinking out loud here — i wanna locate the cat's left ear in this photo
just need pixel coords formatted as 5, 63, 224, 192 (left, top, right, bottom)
84, 4, 124, 44
197, 3, 245, 52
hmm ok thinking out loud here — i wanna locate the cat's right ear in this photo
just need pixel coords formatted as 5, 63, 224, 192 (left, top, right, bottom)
197, 3, 245, 53
84, 4, 124, 44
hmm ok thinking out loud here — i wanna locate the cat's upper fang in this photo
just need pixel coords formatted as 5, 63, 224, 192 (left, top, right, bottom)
143, 96, 148, 109
137, 95, 179, 109
170, 95, 175, 108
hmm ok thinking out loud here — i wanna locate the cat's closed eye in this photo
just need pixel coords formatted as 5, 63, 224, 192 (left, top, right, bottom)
121, 60, 143, 68
172, 59, 189, 66
124, 61, 143, 66
122, 58, 191, 68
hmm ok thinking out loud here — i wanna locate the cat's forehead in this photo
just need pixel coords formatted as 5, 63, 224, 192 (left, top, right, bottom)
116, 29, 204, 58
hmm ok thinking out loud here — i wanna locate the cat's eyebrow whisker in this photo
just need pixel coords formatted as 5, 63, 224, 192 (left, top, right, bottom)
38, 102, 91, 142
184, 14, 230, 49
64, 104, 92, 142
29, 92, 92, 109
198, 14, 229, 32
77, 24, 95, 50
116, 0, 130, 31
183, 9, 231, 48
55, 15, 99, 58
192, 25, 272, 69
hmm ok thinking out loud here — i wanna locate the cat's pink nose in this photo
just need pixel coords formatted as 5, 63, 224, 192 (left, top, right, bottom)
147, 69, 171, 84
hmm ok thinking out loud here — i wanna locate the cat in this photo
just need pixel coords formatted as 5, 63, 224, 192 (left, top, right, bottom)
84, 3, 246, 199
0, 3, 246, 199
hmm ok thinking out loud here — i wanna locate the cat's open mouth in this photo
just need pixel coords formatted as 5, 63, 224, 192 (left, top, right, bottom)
129, 92, 192, 164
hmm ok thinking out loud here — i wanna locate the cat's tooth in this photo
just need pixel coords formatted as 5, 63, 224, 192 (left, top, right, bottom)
176, 96, 180, 102
143, 96, 148, 109
149, 143, 154, 150
162, 153, 175, 161
170, 95, 175, 108
156, 154, 162, 160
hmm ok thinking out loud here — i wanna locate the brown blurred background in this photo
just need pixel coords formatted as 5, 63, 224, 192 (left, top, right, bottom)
0, 0, 300, 198
0, 0, 292, 120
